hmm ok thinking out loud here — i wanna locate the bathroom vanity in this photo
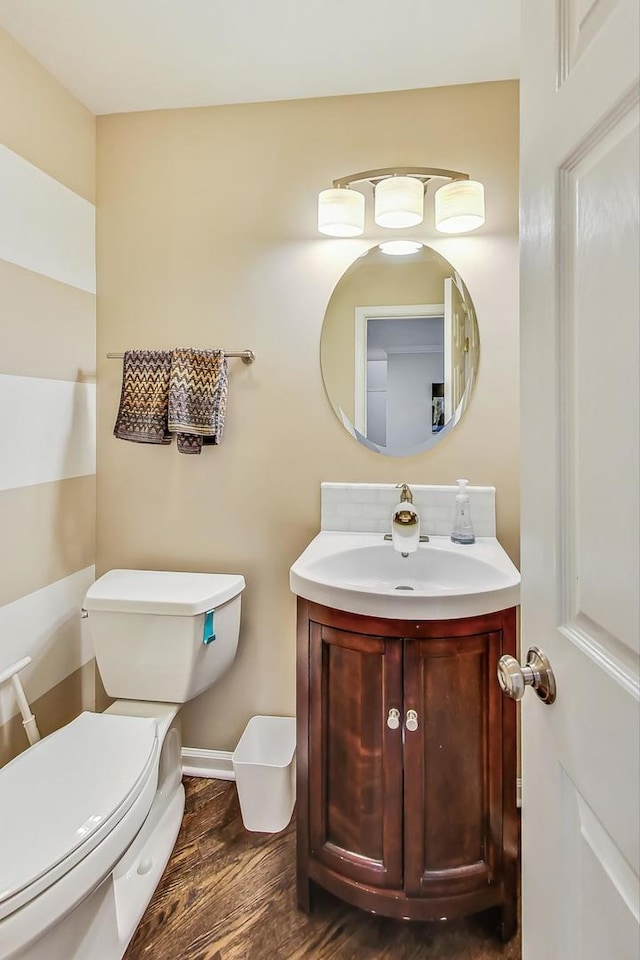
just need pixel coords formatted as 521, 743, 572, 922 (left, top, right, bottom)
290, 485, 522, 942
295, 599, 518, 942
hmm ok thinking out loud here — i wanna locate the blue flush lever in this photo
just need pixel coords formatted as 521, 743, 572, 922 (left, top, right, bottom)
203, 610, 216, 645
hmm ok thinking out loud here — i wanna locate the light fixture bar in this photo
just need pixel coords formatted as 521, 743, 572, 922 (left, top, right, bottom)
332, 166, 469, 189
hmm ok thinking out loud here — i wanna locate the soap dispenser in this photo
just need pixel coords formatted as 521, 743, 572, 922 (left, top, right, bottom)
451, 479, 475, 544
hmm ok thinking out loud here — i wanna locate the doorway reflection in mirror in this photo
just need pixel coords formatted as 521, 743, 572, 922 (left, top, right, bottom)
320, 244, 480, 457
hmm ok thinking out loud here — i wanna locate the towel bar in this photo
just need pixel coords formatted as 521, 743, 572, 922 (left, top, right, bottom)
107, 349, 255, 364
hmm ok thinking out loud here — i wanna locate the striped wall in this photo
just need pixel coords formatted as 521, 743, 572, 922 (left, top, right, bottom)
0, 29, 97, 766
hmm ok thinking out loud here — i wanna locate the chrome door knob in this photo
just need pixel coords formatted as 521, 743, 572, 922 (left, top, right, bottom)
497, 646, 556, 704
405, 709, 419, 732
387, 708, 401, 730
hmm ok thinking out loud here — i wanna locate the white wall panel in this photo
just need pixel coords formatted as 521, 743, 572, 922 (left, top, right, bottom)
0, 566, 96, 724
0, 375, 96, 491
0, 143, 95, 293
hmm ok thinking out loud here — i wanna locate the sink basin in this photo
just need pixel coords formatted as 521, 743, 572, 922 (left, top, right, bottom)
290, 531, 520, 620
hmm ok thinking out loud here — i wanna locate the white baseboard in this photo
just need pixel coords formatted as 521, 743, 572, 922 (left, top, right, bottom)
181, 747, 235, 780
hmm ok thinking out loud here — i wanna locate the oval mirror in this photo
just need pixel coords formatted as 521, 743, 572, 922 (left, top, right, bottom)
320, 243, 480, 457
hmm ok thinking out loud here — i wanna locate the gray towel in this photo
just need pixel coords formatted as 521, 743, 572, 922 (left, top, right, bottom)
113, 350, 172, 444
168, 348, 228, 455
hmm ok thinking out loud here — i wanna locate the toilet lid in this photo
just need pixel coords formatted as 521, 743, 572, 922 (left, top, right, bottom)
0, 712, 157, 916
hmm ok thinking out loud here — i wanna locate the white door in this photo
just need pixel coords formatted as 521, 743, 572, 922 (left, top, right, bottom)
519, 0, 639, 958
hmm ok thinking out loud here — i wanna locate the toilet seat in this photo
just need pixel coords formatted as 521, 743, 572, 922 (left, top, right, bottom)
0, 712, 158, 922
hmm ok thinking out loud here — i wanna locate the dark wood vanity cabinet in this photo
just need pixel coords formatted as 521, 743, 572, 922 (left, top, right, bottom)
296, 600, 518, 942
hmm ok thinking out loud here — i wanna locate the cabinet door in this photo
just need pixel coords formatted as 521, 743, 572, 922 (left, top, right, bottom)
403, 632, 504, 900
308, 622, 403, 889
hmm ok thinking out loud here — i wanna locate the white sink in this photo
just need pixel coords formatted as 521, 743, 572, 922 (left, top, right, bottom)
290, 531, 520, 620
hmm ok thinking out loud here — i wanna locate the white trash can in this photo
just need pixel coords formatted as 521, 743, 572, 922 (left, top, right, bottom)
232, 715, 296, 832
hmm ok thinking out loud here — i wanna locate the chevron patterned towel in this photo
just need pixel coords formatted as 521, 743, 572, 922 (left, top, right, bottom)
113, 350, 172, 444
168, 348, 228, 455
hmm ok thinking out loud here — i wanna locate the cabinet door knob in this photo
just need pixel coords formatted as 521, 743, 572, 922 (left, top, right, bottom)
387, 708, 401, 730
405, 709, 419, 732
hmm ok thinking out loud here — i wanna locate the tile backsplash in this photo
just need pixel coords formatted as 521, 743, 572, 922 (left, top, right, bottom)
321, 482, 496, 538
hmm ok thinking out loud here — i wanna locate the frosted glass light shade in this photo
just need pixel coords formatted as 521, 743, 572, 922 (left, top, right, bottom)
435, 180, 485, 233
374, 176, 424, 228
318, 188, 365, 237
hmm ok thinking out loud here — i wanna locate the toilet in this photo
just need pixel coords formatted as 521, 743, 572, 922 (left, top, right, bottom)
0, 568, 245, 960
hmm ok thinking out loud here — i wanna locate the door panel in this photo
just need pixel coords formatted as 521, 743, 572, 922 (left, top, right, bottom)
308, 623, 403, 889
559, 0, 623, 80
520, 0, 639, 955
559, 768, 639, 960
403, 633, 503, 898
560, 108, 639, 654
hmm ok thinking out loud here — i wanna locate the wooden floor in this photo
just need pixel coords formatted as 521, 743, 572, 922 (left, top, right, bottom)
124, 778, 521, 960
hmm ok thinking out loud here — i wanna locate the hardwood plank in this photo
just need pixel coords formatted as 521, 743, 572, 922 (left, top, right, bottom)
124, 778, 521, 960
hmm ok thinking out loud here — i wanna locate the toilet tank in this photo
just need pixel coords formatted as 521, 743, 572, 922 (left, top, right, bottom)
84, 570, 245, 703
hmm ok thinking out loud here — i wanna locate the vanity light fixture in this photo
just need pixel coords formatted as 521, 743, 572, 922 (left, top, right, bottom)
317, 166, 485, 237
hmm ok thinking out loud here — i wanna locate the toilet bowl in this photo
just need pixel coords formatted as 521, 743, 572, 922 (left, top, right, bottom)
0, 569, 245, 960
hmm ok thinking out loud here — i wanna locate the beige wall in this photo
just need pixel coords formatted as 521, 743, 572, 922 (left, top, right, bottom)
0, 29, 95, 203
96, 80, 519, 752
0, 29, 97, 766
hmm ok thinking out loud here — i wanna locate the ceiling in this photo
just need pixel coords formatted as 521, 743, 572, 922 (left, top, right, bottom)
0, 0, 520, 116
